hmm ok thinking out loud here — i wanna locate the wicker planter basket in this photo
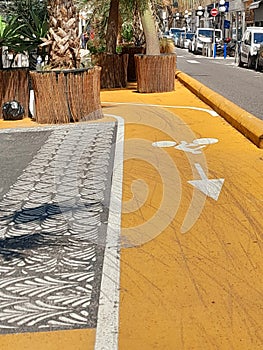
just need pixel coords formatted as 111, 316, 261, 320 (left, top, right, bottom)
135, 54, 176, 93
121, 46, 145, 82
30, 66, 102, 124
92, 53, 128, 89
0, 68, 30, 119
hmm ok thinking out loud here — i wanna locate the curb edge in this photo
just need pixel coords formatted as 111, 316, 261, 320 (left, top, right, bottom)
175, 70, 263, 149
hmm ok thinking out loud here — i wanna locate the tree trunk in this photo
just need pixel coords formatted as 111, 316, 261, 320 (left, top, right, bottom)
46, 0, 80, 69
105, 0, 119, 54
138, 0, 160, 55
0, 47, 3, 69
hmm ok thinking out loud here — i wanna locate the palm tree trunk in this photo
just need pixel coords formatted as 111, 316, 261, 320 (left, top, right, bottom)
138, 0, 160, 55
47, 0, 80, 69
0, 47, 3, 69
105, 0, 119, 54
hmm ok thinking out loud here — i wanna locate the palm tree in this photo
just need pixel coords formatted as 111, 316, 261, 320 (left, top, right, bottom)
81, 0, 161, 53
105, 0, 119, 54
137, 0, 160, 55
43, 0, 81, 69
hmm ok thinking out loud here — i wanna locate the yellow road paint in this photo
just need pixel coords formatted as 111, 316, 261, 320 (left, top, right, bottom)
0, 117, 38, 129
0, 329, 95, 350
101, 85, 263, 349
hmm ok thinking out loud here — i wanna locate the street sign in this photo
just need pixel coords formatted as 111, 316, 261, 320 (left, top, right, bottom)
211, 8, 219, 16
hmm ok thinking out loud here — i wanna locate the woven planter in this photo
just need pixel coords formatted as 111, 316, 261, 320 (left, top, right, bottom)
30, 66, 102, 124
135, 54, 176, 93
92, 53, 128, 89
0, 68, 30, 119
121, 46, 145, 82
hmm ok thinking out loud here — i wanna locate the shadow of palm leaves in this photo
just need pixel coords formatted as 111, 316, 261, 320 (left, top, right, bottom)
0, 202, 103, 261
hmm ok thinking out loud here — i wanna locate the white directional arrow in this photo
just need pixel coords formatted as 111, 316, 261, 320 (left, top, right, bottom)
188, 163, 224, 201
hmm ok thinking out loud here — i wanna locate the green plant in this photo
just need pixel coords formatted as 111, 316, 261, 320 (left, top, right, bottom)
86, 39, 106, 54
17, 8, 49, 69
116, 45, 122, 53
0, 15, 26, 69
122, 22, 133, 43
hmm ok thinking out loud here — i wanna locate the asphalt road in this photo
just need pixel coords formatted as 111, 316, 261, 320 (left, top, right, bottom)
0, 130, 51, 201
176, 47, 263, 120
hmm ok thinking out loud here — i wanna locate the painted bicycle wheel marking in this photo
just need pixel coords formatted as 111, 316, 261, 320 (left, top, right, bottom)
152, 137, 224, 201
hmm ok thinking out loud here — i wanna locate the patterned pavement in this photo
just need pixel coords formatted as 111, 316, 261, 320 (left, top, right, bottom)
0, 122, 116, 334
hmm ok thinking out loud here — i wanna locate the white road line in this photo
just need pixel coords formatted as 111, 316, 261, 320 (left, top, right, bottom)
102, 101, 219, 117
94, 115, 124, 350
186, 60, 200, 64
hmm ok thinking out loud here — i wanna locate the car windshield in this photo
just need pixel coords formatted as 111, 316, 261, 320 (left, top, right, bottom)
186, 33, 194, 39
254, 33, 263, 44
170, 29, 184, 35
198, 30, 213, 38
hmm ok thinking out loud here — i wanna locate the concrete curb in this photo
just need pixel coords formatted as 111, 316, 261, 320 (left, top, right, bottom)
175, 70, 263, 149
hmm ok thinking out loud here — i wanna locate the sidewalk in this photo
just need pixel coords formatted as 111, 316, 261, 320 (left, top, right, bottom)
0, 77, 263, 349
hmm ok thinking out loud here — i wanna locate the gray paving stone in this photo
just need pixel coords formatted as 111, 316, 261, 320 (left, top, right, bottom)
0, 122, 116, 334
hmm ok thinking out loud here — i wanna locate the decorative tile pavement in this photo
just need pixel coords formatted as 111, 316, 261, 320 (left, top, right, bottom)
0, 122, 116, 334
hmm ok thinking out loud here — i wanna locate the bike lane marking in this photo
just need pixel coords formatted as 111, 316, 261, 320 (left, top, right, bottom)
100, 98, 263, 349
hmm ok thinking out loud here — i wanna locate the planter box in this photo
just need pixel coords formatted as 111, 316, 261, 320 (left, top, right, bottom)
135, 54, 176, 93
0, 68, 30, 119
92, 53, 128, 89
30, 67, 102, 124
121, 46, 145, 82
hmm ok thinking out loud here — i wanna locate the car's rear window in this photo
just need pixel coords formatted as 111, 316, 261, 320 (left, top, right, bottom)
254, 33, 263, 44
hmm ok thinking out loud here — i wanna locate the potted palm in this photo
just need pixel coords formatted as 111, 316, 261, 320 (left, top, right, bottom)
89, 0, 129, 88
134, 0, 176, 92
29, 0, 102, 124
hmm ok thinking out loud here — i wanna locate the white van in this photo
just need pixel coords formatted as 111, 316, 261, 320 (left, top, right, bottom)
238, 27, 263, 68
169, 27, 185, 46
192, 28, 223, 54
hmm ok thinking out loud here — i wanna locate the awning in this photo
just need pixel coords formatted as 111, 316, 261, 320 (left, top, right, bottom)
249, 0, 262, 10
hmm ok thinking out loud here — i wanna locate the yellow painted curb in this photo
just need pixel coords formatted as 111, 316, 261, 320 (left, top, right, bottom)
176, 70, 263, 148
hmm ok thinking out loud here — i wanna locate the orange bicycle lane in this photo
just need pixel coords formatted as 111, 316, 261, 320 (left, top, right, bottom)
101, 80, 263, 349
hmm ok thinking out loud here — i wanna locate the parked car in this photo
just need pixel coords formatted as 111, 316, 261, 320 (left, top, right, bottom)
178, 32, 186, 48
255, 44, 263, 71
238, 27, 263, 68
169, 27, 185, 47
162, 30, 172, 39
191, 28, 223, 54
188, 34, 195, 52
182, 32, 195, 49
